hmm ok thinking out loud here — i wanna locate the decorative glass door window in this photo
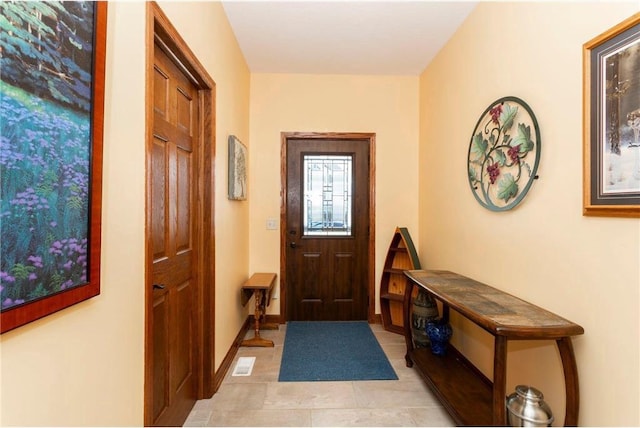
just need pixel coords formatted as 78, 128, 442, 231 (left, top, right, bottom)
303, 155, 353, 236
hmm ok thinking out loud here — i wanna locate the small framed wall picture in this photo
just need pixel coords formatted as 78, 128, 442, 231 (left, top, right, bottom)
228, 135, 247, 200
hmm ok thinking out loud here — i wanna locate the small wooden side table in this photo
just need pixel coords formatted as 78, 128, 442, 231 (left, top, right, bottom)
240, 273, 277, 347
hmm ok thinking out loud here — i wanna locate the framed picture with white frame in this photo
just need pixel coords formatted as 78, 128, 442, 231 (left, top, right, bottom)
228, 135, 247, 200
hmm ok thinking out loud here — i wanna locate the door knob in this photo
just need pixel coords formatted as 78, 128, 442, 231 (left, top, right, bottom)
153, 283, 166, 290
289, 242, 298, 248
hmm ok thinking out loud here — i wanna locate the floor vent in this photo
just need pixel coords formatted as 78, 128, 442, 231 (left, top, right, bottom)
232, 356, 256, 376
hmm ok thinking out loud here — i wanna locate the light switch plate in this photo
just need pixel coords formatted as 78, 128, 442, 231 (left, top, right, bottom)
266, 218, 277, 230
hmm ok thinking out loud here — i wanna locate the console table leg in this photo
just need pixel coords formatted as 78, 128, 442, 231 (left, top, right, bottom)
403, 279, 415, 367
557, 337, 580, 426
493, 336, 508, 425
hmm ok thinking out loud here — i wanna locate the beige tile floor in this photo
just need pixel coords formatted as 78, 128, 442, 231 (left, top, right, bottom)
184, 323, 455, 427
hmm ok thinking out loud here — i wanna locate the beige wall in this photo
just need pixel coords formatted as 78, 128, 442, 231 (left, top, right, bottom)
419, 3, 639, 426
0, 2, 250, 425
249, 74, 420, 314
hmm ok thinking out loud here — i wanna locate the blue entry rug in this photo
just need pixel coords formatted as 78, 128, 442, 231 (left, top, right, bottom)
278, 321, 398, 382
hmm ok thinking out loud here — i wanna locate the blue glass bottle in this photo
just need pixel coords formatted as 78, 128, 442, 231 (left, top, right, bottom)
426, 318, 452, 356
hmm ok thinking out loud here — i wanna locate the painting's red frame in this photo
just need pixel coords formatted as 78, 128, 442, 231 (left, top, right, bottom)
1, 2, 107, 334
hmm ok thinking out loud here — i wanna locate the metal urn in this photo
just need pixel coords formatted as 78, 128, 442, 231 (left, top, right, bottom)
506, 385, 554, 427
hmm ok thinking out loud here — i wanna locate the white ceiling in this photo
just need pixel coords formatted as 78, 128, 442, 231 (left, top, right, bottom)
221, 1, 478, 75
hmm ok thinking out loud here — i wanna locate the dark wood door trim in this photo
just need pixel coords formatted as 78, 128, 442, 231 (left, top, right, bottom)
145, 3, 216, 425
279, 132, 376, 323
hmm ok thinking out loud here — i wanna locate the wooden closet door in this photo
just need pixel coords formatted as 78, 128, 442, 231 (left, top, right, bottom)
149, 42, 197, 427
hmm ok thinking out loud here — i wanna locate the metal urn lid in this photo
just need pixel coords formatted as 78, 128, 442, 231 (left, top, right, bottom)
506, 385, 554, 427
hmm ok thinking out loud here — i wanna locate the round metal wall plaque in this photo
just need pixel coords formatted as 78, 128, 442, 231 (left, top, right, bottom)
467, 96, 541, 211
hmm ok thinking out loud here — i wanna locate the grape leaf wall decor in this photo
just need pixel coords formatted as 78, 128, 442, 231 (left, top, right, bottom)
467, 96, 541, 211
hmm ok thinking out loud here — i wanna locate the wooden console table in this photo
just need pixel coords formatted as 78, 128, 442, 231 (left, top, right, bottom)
241, 273, 277, 347
403, 269, 584, 426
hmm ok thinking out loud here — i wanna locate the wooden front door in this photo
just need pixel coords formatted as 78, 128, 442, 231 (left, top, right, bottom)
148, 43, 197, 426
284, 134, 372, 321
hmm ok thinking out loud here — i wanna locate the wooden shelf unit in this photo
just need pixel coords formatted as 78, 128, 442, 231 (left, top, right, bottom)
379, 227, 421, 334
403, 269, 584, 426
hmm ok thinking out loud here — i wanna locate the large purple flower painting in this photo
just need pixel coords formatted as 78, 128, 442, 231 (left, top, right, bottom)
0, 1, 105, 331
